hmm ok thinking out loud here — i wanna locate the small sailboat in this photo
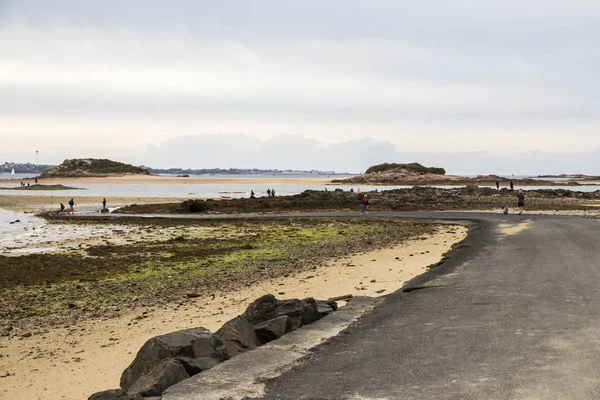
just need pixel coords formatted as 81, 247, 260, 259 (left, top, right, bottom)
10, 168, 15, 176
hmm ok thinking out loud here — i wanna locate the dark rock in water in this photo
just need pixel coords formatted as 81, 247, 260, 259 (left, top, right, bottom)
127, 358, 189, 397
120, 328, 228, 392
315, 300, 338, 317
100, 208, 110, 213
174, 356, 221, 376
243, 294, 321, 331
88, 389, 142, 400
215, 316, 261, 357
253, 315, 293, 344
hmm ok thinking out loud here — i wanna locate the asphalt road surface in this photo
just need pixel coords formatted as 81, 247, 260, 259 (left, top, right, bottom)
241, 212, 600, 400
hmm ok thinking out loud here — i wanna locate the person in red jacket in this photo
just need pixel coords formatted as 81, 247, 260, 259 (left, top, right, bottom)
362, 195, 369, 216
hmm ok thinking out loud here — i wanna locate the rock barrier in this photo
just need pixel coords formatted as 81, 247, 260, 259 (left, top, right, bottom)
89, 295, 338, 399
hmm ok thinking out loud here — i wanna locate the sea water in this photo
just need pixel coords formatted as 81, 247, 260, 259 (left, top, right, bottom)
0, 208, 44, 252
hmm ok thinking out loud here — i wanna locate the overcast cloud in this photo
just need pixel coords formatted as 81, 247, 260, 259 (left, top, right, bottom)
2, 1, 600, 173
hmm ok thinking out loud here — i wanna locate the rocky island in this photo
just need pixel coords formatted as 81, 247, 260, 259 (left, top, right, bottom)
40, 158, 150, 178
334, 162, 582, 186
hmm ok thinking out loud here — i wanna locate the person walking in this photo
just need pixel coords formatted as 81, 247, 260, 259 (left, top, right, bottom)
509, 180, 514, 191
517, 190, 525, 215
68, 198, 75, 212
362, 195, 369, 216
271, 189, 276, 197
267, 189, 271, 197
102, 198, 106, 210
495, 180, 500, 190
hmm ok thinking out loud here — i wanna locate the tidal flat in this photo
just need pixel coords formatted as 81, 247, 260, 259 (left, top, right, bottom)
0, 217, 438, 336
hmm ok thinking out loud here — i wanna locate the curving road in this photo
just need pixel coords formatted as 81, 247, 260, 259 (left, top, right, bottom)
230, 212, 600, 400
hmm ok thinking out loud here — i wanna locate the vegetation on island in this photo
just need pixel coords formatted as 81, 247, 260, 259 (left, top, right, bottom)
40, 158, 150, 178
364, 162, 446, 175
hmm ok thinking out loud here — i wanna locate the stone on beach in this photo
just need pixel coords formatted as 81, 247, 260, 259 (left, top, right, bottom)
215, 315, 261, 357
126, 358, 189, 397
119, 328, 228, 392
253, 315, 293, 344
242, 294, 321, 331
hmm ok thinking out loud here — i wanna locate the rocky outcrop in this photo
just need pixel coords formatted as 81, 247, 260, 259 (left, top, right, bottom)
40, 158, 149, 178
215, 316, 261, 357
120, 328, 228, 392
127, 359, 189, 397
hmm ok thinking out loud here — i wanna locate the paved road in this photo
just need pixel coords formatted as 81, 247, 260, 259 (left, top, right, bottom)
239, 212, 600, 400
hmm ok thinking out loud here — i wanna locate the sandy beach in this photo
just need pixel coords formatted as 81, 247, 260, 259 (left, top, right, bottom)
0, 225, 467, 400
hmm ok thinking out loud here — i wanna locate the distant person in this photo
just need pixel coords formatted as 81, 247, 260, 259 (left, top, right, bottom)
34, 177, 38, 184
68, 198, 75, 212
509, 180, 514, 191
495, 181, 500, 190
27, 183, 30, 187
350, 188, 354, 193
517, 190, 525, 215
271, 189, 276, 197
20, 181, 23, 187
362, 195, 369, 216
250, 190, 256, 199
60, 203, 65, 212
357, 188, 361, 194
102, 198, 106, 210
502, 205, 508, 215
267, 189, 271, 197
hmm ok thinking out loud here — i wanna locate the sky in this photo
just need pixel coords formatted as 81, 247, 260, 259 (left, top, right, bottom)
2, 0, 600, 174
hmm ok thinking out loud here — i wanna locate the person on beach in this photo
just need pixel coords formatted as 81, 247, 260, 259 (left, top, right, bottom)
271, 189, 276, 197
362, 195, 369, 216
250, 190, 256, 199
60, 203, 65, 212
102, 198, 106, 210
517, 190, 525, 215
68, 198, 75, 212
267, 189, 271, 197
509, 180, 514, 191
496, 180, 500, 190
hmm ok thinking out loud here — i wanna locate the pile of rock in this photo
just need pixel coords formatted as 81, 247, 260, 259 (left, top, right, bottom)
89, 295, 338, 400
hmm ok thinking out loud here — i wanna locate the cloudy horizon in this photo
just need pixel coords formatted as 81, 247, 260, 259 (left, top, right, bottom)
2, 1, 600, 174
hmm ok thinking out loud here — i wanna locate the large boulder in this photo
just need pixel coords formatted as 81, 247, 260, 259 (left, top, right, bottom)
88, 389, 142, 400
127, 359, 189, 397
253, 315, 293, 344
120, 328, 228, 392
243, 295, 321, 331
215, 316, 261, 357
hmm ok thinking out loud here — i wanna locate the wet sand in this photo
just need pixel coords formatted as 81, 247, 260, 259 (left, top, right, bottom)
0, 195, 188, 213
0, 226, 467, 400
